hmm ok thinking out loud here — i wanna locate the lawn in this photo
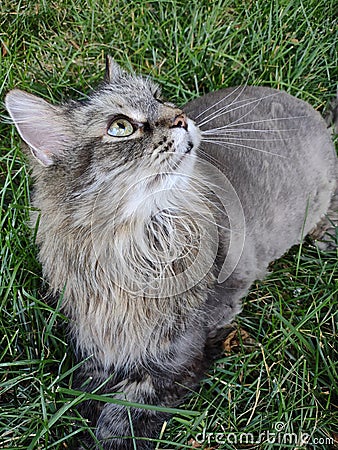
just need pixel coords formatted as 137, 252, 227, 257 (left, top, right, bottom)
0, 0, 337, 449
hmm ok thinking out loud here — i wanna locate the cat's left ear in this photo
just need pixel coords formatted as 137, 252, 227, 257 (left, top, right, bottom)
5, 89, 72, 167
105, 55, 125, 83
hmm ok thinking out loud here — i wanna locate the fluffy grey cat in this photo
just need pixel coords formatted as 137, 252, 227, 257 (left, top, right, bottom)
5, 57, 337, 449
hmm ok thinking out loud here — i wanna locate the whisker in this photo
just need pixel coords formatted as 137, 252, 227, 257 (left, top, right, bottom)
195, 145, 227, 169
201, 139, 287, 158
202, 127, 298, 135
195, 84, 247, 120
197, 94, 257, 128
202, 136, 292, 142
194, 84, 248, 122
197, 97, 252, 128
197, 92, 282, 128
201, 115, 308, 132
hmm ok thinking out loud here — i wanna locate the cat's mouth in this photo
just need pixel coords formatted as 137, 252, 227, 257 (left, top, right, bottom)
185, 141, 194, 153
166, 139, 195, 166
170, 117, 200, 155
185, 117, 201, 150
148, 117, 200, 180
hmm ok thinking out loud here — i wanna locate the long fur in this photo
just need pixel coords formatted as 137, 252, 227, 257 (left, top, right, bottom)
5, 58, 337, 449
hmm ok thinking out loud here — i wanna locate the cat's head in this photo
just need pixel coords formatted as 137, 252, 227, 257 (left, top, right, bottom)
5, 57, 201, 218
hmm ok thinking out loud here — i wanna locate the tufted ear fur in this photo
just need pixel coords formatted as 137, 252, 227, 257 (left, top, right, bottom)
5, 89, 72, 166
104, 55, 126, 84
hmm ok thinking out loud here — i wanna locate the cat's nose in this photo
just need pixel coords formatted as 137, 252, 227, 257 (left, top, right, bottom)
171, 113, 188, 130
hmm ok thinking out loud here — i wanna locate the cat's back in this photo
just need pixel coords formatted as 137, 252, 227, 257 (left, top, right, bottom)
184, 86, 337, 270
184, 85, 336, 177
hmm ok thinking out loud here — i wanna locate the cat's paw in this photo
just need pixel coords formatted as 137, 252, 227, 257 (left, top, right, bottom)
95, 403, 167, 450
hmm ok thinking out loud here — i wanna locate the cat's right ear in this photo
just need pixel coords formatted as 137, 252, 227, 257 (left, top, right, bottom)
105, 55, 124, 83
5, 89, 71, 167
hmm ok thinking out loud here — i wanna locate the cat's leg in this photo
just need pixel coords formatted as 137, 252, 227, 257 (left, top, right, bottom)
205, 275, 252, 338
93, 334, 210, 450
313, 94, 338, 249
309, 182, 338, 250
73, 360, 113, 450
94, 332, 236, 450
95, 379, 169, 450
73, 359, 111, 425
73, 361, 170, 449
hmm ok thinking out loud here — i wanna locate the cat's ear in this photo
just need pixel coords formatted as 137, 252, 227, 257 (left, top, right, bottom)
105, 55, 125, 83
5, 89, 71, 167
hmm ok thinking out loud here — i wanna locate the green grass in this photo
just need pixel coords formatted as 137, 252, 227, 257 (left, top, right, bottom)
1, 0, 337, 448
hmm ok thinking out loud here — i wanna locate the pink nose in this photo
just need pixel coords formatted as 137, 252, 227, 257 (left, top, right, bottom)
171, 113, 188, 130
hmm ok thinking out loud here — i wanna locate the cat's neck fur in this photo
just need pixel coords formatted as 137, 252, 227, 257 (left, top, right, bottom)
32, 161, 217, 369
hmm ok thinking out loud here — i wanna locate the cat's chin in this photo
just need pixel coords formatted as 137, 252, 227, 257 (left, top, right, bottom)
149, 116, 200, 185
146, 155, 196, 196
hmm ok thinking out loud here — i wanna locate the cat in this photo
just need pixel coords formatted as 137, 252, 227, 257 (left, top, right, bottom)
5, 56, 337, 449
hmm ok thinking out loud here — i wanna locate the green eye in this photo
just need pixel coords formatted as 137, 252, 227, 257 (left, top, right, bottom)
107, 118, 134, 137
